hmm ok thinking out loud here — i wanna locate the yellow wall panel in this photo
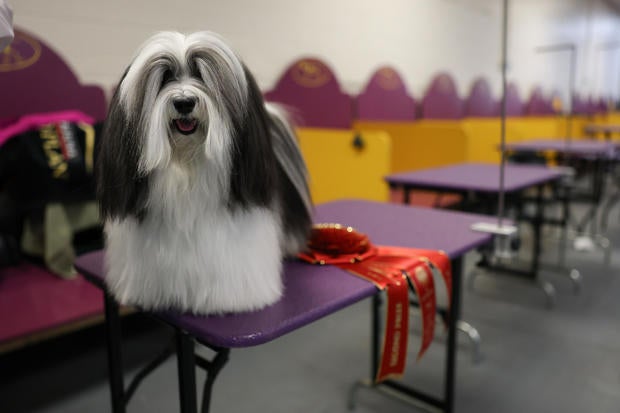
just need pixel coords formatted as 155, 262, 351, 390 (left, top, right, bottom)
580, 112, 620, 141
297, 128, 391, 204
461, 118, 504, 163
354, 120, 468, 173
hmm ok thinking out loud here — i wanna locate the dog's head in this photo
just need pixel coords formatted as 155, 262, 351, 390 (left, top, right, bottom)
98, 31, 278, 220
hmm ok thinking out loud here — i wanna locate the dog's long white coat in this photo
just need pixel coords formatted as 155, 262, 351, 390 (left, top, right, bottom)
100, 31, 311, 315
105, 162, 285, 314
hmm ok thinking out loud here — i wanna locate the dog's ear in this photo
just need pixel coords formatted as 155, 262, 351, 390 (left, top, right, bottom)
96, 71, 149, 221
228, 65, 278, 208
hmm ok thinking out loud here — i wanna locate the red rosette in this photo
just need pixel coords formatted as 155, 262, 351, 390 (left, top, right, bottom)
299, 223, 377, 264
297, 222, 452, 383
308, 223, 370, 255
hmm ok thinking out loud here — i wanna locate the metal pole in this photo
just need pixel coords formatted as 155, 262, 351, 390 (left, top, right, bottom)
534, 43, 576, 149
497, 0, 509, 227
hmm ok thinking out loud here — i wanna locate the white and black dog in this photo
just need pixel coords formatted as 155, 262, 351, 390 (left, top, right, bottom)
97, 31, 312, 315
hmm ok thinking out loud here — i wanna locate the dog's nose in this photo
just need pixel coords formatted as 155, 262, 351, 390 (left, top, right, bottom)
173, 98, 196, 115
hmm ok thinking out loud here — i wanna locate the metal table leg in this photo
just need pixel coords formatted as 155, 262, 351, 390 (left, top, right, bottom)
104, 292, 126, 413
176, 330, 198, 413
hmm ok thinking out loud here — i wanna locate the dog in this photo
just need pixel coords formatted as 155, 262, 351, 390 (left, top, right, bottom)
97, 31, 312, 315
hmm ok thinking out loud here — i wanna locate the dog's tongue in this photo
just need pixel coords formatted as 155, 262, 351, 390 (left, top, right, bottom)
175, 119, 197, 132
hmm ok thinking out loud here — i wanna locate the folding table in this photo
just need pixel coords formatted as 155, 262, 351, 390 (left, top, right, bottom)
75, 200, 498, 413
505, 138, 620, 239
583, 124, 620, 140
385, 163, 569, 306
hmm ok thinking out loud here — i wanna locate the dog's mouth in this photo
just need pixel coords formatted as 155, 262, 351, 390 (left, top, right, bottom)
173, 118, 199, 135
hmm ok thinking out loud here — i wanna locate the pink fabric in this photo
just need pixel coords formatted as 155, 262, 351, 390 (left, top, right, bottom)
0, 110, 94, 147
0, 263, 103, 343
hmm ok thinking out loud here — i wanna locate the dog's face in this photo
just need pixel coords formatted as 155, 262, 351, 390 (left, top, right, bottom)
117, 31, 251, 170
98, 31, 281, 220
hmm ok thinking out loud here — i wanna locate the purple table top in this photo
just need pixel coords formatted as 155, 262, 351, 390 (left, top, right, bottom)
75, 200, 496, 348
386, 163, 564, 193
505, 139, 619, 157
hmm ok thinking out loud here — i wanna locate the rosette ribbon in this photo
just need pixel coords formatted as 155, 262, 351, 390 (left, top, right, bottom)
298, 224, 452, 382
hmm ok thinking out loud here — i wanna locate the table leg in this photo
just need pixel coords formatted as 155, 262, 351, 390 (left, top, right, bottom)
104, 292, 126, 413
531, 184, 543, 277
403, 188, 411, 205
350, 257, 465, 412
176, 330, 198, 413
444, 256, 462, 413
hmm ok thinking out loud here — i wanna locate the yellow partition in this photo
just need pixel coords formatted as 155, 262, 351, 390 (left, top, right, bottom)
353, 115, 601, 173
461, 118, 505, 163
506, 116, 566, 140
604, 111, 620, 123
581, 112, 620, 140
462, 116, 569, 163
296, 128, 391, 204
353, 120, 468, 173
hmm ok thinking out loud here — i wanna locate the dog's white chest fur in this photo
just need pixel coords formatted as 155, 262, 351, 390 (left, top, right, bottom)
104, 166, 285, 314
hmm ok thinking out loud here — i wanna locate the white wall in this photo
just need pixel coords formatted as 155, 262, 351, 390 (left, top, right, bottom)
8, 0, 620, 105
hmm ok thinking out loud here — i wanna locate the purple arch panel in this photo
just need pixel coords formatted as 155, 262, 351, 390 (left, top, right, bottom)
572, 94, 588, 115
464, 77, 498, 117
525, 87, 555, 115
421, 72, 463, 119
355, 66, 416, 121
264, 58, 352, 129
504, 82, 524, 117
0, 28, 107, 121
596, 98, 608, 113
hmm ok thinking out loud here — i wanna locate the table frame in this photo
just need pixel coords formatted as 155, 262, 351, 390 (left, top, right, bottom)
505, 139, 618, 264
386, 164, 570, 307
77, 200, 497, 413
83, 256, 465, 413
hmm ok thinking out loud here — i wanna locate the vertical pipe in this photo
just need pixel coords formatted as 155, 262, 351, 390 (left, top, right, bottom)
567, 46, 576, 147
497, 0, 509, 227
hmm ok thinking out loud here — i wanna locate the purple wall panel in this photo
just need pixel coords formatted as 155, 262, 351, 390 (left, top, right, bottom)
504, 82, 524, 117
525, 87, 555, 115
421, 73, 463, 119
263, 58, 352, 129
464, 78, 498, 117
0, 28, 107, 121
355, 66, 416, 121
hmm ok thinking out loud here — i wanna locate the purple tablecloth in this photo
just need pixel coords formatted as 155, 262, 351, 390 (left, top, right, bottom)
386, 163, 564, 193
75, 200, 497, 348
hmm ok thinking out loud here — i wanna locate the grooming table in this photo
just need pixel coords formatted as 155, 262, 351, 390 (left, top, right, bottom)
75, 200, 498, 413
386, 163, 568, 307
583, 124, 620, 140
505, 138, 620, 238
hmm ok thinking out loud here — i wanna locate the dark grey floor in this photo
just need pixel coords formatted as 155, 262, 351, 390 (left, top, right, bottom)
1, 199, 619, 413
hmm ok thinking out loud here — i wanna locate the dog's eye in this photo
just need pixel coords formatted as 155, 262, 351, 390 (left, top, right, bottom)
161, 69, 174, 87
190, 64, 202, 81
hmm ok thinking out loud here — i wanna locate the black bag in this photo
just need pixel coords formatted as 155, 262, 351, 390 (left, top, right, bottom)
0, 121, 104, 268
0, 121, 102, 209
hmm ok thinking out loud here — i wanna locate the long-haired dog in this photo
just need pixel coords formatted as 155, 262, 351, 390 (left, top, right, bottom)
97, 31, 312, 314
